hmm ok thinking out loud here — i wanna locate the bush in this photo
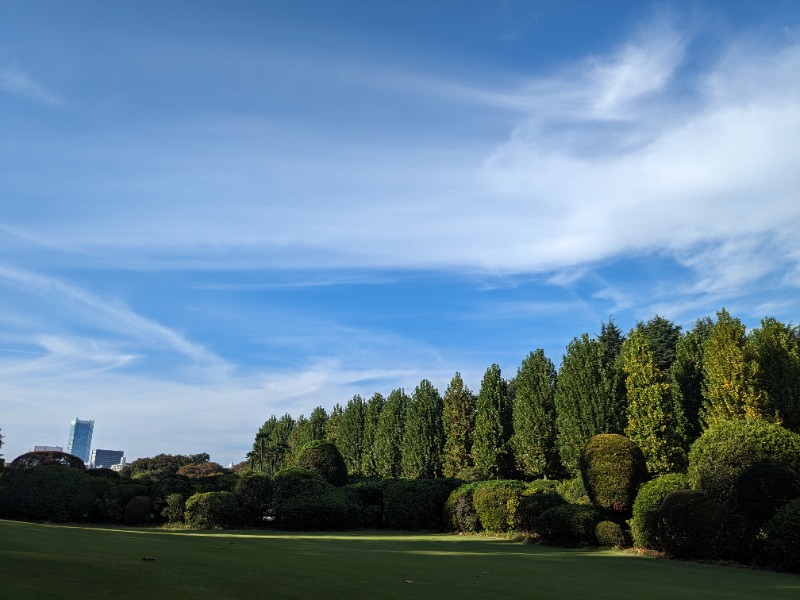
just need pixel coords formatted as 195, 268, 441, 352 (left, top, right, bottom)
124, 495, 153, 525
1, 465, 96, 522
537, 504, 600, 546
345, 479, 385, 528
658, 490, 722, 559
272, 468, 331, 507
762, 498, 800, 572
295, 441, 348, 486
277, 488, 359, 530
184, 491, 240, 529
630, 473, 688, 550
471, 481, 525, 532
99, 483, 150, 523
555, 478, 589, 505
726, 463, 800, 562
687, 420, 800, 506
162, 493, 186, 524
510, 488, 565, 532
580, 434, 649, 519
526, 479, 559, 494
444, 483, 481, 532
149, 474, 194, 523
234, 472, 273, 527
595, 520, 630, 548
383, 479, 454, 530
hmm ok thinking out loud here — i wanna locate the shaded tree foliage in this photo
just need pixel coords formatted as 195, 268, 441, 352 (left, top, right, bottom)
640, 315, 682, 372
337, 395, 366, 476
669, 317, 712, 442
361, 393, 385, 476
749, 317, 800, 431
512, 350, 559, 479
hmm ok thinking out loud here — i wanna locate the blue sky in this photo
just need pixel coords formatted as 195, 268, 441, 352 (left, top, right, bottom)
1, 1, 799, 465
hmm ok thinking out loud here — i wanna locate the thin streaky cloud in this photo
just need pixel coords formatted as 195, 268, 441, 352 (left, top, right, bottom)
0, 67, 62, 106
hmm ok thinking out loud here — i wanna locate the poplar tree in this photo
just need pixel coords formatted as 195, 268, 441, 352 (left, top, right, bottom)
373, 388, 408, 477
702, 309, 769, 427
749, 317, 800, 431
473, 364, 513, 479
308, 406, 328, 442
442, 372, 475, 478
337, 395, 366, 476
361, 392, 385, 476
511, 350, 559, 479
401, 379, 444, 478
669, 317, 712, 442
555, 334, 624, 475
287, 414, 312, 463
622, 327, 687, 475
325, 403, 343, 443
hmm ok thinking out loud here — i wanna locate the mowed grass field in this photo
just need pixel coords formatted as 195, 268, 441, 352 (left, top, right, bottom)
2, 519, 799, 599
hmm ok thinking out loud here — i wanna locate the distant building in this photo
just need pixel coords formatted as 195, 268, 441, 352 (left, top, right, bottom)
66, 418, 94, 463
89, 449, 125, 469
33, 445, 64, 452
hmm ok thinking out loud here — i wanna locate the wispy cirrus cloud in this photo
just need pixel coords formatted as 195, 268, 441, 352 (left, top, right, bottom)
0, 67, 62, 106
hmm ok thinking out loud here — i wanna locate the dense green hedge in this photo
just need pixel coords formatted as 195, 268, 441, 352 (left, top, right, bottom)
687, 420, 800, 505
345, 479, 385, 528
762, 498, 800, 572
536, 504, 600, 546
0, 465, 97, 522
658, 490, 721, 560
277, 488, 359, 530
383, 479, 455, 530
509, 487, 565, 532
184, 491, 240, 529
630, 472, 688, 550
579, 434, 649, 519
272, 467, 331, 507
726, 462, 800, 562
124, 495, 153, 525
233, 472, 273, 527
471, 480, 525, 532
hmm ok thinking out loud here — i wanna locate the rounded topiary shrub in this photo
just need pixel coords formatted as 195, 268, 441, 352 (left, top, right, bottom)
580, 434, 649, 520
383, 479, 454, 530
471, 480, 525, 533
658, 490, 722, 560
184, 491, 240, 529
630, 472, 688, 550
595, 520, 630, 548
510, 488, 565, 533
233, 472, 273, 527
295, 441, 348, 487
124, 495, 153, 525
687, 420, 800, 506
272, 467, 331, 507
277, 488, 359, 530
726, 462, 800, 563
536, 504, 600, 546
761, 498, 800, 573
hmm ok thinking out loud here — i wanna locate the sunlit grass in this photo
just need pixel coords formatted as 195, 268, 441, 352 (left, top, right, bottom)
2, 519, 798, 599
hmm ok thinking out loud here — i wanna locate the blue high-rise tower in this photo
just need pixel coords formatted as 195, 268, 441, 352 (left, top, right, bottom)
66, 418, 94, 464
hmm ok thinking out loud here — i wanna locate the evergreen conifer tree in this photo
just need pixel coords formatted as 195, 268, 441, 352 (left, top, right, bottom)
337, 395, 366, 476
669, 317, 712, 442
374, 389, 408, 477
473, 364, 513, 478
749, 317, 800, 431
361, 392, 385, 476
401, 379, 444, 478
442, 372, 475, 478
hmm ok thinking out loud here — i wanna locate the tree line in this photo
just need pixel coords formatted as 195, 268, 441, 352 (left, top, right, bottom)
248, 309, 800, 481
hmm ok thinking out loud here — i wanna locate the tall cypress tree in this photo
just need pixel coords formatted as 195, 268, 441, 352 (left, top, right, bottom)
598, 320, 627, 434
374, 388, 408, 477
401, 379, 444, 478
442, 372, 475, 478
473, 364, 513, 479
337, 395, 366, 476
702, 309, 769, 426
622, 327, 687, 475
511, 350, 559, 479
555, 334, 624, 475
669, 317, 712, 442
361, 392, 385, 476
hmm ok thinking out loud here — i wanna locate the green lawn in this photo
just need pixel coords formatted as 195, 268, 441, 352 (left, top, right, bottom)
2, 519, 798, 599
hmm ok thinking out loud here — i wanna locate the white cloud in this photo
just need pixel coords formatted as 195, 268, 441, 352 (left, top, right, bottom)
0, 67, 62, 106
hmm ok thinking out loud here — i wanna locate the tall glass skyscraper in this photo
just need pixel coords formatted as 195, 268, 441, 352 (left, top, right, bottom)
67, 418, 94, 463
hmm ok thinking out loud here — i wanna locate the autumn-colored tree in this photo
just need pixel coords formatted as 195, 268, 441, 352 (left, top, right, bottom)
702, 309, 770, 427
